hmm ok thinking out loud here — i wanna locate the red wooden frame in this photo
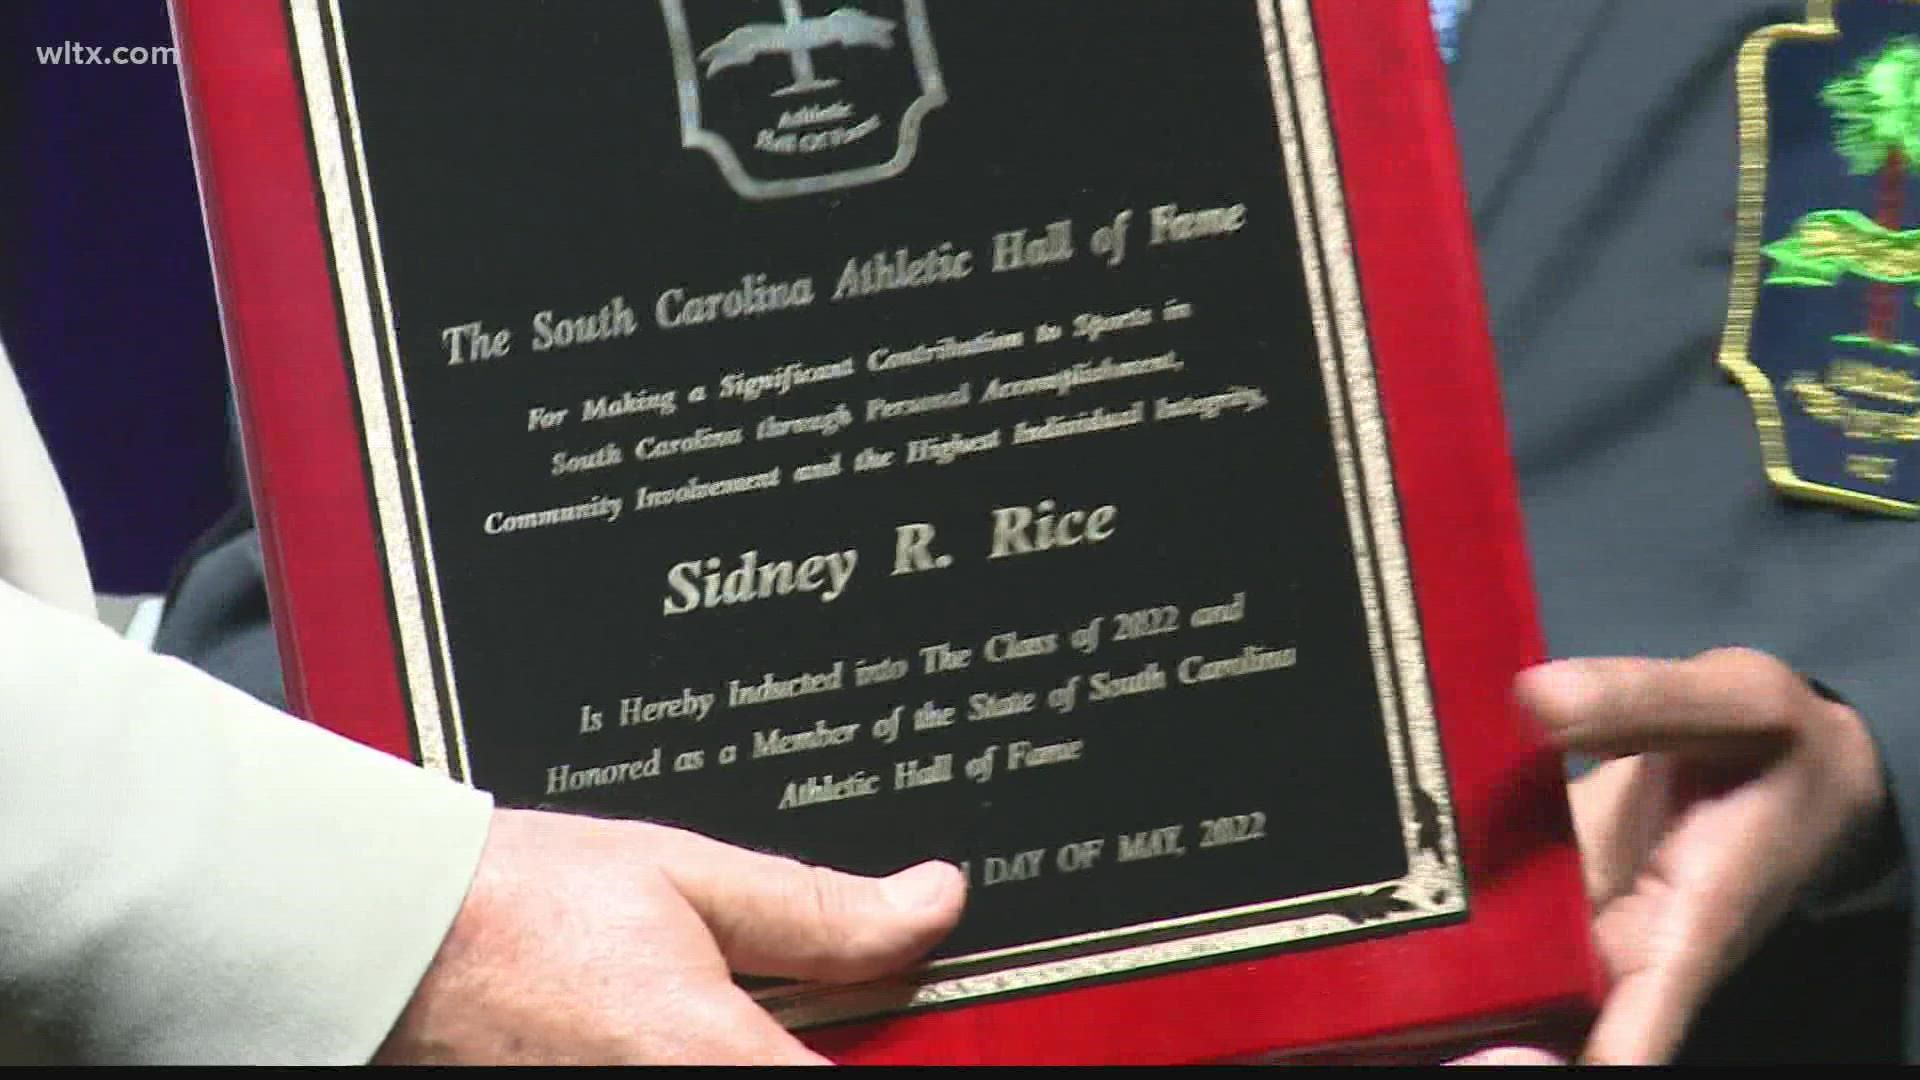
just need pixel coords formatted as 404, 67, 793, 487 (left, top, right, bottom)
172, 0, 1601, 1063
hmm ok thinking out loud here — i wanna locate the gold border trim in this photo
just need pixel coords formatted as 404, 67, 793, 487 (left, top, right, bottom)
288, 0, 464, 777
287, 0, 1464, 1027
1271, 0, 1457, 881
1722, 0, 1920, 517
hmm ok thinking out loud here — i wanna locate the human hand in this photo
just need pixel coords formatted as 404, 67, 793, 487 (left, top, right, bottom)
374, 808, 966, 1064
1518, 649, 1886, 1065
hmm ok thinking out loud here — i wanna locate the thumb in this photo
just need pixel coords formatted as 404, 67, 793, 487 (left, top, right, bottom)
652, 827, 966, 982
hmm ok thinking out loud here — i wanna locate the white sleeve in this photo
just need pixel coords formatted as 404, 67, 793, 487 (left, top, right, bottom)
0, 341, 493, 1063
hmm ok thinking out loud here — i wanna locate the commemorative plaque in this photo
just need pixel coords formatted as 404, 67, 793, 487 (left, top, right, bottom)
173, 0, 1598, 1063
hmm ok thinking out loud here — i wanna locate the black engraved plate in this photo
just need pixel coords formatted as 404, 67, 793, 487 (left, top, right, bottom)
288, 0, 1464, 1022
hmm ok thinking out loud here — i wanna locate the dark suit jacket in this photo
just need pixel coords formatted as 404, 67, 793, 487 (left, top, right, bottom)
1453, 0, 1911, 1061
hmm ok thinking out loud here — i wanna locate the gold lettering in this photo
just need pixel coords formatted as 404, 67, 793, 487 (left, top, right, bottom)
1847, 454, 1898, 484
1829, 359, 1920, 405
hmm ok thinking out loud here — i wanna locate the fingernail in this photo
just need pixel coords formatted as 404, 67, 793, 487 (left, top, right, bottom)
885, 861, 961, 910
1450, 1046, 1566, 1066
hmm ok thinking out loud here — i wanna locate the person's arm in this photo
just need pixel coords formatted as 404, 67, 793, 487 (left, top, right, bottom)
0, 579, 495, 1062
0, 339, 490, 1061
0, 585, 970, 1063
0, 341, 963, 1063
1790, 679, 1906, 921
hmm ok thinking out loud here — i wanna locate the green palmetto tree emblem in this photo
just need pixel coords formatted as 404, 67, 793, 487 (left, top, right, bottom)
1765, 37, 1920, 355
1827, 38, 1920, 175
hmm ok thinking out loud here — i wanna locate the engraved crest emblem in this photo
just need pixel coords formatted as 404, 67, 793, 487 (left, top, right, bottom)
660, 1, 946, 200
1725, 0, 1920, 515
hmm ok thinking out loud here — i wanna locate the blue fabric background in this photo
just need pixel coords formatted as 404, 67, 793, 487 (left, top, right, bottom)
3, 1, 231, 594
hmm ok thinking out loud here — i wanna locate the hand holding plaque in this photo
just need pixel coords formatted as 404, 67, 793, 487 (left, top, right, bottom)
375, 809, 964, 1065
1526, 652, 1887, 1065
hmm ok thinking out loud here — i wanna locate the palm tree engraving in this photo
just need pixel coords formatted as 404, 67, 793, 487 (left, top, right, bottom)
775, 0, 838, 96
1825, 37, 1920, 346
698, 4, 898, 97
